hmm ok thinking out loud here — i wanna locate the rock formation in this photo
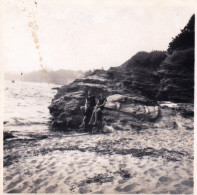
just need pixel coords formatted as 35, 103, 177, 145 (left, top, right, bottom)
49, 15, 194, 132
48, 50, 194, 132
108, 51, 167, 100
157, 48, 194, 103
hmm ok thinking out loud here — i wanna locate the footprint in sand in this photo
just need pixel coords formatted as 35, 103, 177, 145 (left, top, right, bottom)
35, 168, 45, 173
6, 177, 23, 191
64, 176, 72, 184
159, 176, 172, 183
115, 183, 138, 192
39, 181, 48, 189
50, 162, 56, 167
156, 176, 172, 188
118, 179, 128, 184
78, 164, 87, 168
31, 160, 37, 163
57, 174, 64, 180
148, 168, 156, 173
23, 170, 32, 176
79, 187, 88, 194
94, 190, 104, 194
68, 163, 74, 167
5, 176, 13, 181
35, 165, 41, 169
173, 182, 189, 193
119, 163, 127, 169
48, 170, 56, 175
34, 178, 44, 185
181, 179, 193, 187
169, 189, 183, 194
145, 168, 157, 178
7, 181, 28, 193
45, 184, 58, 193
7, 189, 20, 193
10, 172, 20, 178
153, 190, 169, 194
68, 171, 74, 174
50, 166, 56, 170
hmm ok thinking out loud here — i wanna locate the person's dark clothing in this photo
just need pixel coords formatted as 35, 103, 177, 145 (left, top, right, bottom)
84, 107, 92, 118
98, 98, 107, 110
84, 95, 96, 117
86, 95, 96, 108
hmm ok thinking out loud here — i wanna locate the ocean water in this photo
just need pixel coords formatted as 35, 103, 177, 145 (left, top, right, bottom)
4, 80, 61, 137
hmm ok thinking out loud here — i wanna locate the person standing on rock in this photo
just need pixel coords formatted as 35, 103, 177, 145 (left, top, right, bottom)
79, 90, 96, 128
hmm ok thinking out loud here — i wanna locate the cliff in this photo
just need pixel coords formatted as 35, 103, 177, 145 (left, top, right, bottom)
48, 49, 194, 132
157, 49, 194, 103
107, 51, 167, 100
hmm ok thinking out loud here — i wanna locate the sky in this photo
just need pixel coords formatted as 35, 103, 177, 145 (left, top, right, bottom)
1, 0, 195, 72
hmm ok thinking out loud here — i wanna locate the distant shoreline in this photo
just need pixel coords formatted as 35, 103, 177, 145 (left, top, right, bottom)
4, 69, 84, 85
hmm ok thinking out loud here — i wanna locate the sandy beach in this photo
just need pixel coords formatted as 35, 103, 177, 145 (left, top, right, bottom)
4, 126, 193, 194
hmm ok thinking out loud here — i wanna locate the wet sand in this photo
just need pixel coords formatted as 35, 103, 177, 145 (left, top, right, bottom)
3, 127, 193, 194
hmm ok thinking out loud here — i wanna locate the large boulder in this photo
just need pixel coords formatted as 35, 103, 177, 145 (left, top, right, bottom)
49, 67, 159, 131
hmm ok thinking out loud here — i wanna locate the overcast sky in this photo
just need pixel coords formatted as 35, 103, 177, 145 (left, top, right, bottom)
2, 0, 195, 72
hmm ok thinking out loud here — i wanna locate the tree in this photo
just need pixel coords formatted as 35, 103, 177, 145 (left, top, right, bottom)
167, 14, 195, 54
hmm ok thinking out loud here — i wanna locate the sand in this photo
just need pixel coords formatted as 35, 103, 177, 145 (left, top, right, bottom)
3, 128, 193, 194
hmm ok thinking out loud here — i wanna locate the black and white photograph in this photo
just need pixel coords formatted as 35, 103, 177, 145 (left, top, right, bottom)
1, 0, 196, 194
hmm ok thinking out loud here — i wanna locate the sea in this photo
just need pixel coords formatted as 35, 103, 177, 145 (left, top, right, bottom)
4, 80, 62, 138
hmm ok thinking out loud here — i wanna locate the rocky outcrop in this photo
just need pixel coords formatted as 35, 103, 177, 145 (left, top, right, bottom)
49, 45, 194, 132
48, 66, 160, 131
106, 48, 194, 103
4, 132, 15, 141
157, 49, 194, 103
48, 13, 194, 132
106, 51, 167, 99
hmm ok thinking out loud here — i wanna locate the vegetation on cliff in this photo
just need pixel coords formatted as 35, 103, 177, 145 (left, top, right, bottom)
168, 14, 195, 54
